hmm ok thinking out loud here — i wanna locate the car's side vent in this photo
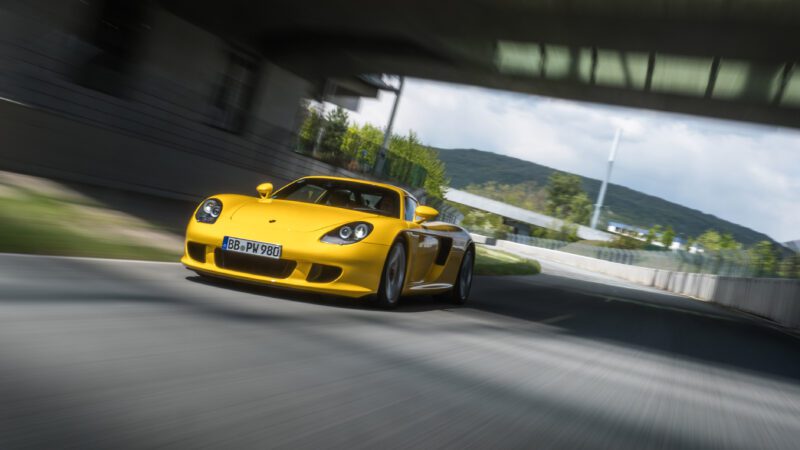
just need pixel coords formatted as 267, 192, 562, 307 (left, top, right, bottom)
435, 237, 453, 265
187, 242, 206, 263
306, 264, 342, 283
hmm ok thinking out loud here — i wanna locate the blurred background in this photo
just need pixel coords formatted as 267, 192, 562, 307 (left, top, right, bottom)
1, 0, 798, 273
1, 1, 800, 448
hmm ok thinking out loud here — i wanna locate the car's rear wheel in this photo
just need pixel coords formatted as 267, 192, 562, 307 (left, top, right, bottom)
444, 246, 474, 305
373, 241, 406, 309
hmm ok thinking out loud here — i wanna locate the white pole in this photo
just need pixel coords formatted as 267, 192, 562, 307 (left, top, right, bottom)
590, 128, 622, 229
373, 76, 404, 176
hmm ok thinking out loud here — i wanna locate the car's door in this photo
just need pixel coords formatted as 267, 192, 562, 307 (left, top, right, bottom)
403, 195, 440, 285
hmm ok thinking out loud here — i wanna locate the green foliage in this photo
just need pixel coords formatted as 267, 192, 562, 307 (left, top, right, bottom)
460, 208, 512, 238
750, 240, 779, 277
437, 148, 775, 245
545, 172, 585, 220
295, 106, 448, 196
389, 131, 449, 198
538, 172, 593, 225
0, 186, 179, 261
298, 106, 322, 151
605, 235, 648, 250
320, 107, 350, 154
463, 181, 547, 212
532, 222, 580, 242
696, 229, 742, 251
341, 123, 384, 164
661, 226, 675, 248
474, 245, 541, 276
778, 254, 800, 278
646, 225, 662, 244
567, 192, 592, 224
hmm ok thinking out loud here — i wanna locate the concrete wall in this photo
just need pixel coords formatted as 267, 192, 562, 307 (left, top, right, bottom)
254, 62, 314, 132
138, 7, 229, 110
483, 236, 800, 330
495, 239, 658, 285
0, 4, 358, 202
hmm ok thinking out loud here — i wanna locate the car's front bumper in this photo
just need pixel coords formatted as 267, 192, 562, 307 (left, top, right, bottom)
181, 226, 390, 298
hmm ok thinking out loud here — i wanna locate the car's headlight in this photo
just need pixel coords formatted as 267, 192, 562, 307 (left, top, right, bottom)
195, 198, 222, 223
321, 222, 373, 245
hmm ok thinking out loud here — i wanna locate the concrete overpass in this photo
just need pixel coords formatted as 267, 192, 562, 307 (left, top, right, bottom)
2, 0, 799, 208
445, 188, 613, 241
165, 0, 800, 129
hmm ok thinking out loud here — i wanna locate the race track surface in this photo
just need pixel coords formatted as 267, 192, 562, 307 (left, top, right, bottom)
1, 254, 799, 449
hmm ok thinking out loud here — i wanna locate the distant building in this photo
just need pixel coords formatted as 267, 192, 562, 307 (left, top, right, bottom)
670, 237, 686, 251
688, 242, 705, 254
607, 221, 649, 239
606, 221, 687, 250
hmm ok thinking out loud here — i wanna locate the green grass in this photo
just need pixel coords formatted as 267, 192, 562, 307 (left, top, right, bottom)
474, 245, 541, 276
0, 187, 180, 262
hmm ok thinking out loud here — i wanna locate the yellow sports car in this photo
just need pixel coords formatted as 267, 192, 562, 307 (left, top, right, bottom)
181, 176, 475, 308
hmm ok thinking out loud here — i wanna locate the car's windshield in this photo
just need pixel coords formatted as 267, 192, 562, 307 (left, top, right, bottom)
273, 178, 401, 218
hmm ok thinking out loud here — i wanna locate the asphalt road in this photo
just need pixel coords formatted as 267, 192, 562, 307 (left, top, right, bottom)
1, 254, 799, 449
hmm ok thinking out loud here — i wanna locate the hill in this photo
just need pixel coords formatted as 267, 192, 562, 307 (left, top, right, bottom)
437, 148, 774, 245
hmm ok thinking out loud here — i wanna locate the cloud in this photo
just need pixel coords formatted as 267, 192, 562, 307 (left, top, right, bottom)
349, 79, 800, 242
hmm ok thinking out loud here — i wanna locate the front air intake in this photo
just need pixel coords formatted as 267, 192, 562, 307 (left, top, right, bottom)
187, 242, 206, 263
306, 264, 342, 283
214, 248, 296, 278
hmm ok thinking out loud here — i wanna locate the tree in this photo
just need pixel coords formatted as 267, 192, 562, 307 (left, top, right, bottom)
459, 208, 511, 238
778, 254, 800, 278
646, 225, 663, 245
531, 221, 580, 242
751, 240, 779, 277
719, 232, 742, 250
298, 106, 323, 151
661, 226, 675, 249
566, 192, 592, 225
296, 108, 450, 198
320, 107, 349, 154
696, 229, 742, 252
606, 235, 647, 250
341, 123, 384, 163
545, 172, 592, 225
389, 131, 449, 198
463, 181, 548, 213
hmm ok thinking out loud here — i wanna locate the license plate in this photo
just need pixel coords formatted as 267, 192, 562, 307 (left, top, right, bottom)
222, 236, 282, 259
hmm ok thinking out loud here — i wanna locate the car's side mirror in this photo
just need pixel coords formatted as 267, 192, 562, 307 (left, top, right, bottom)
257, 183, 273, 202
414, 205, 439, 223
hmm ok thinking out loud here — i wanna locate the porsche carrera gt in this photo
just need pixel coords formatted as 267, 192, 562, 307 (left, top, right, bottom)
181, 176, 474, 308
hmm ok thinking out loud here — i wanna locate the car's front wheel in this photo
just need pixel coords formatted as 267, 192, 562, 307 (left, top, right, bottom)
373, 241, 407, 309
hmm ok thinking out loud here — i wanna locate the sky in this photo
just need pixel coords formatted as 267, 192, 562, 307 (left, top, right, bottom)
346, 78, 800, 243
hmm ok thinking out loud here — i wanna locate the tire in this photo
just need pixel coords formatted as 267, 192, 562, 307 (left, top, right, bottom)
373, 241, 407, 309
446, 246, 475, 305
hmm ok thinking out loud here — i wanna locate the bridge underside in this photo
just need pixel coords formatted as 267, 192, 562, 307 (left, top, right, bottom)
163, 0, 800, 129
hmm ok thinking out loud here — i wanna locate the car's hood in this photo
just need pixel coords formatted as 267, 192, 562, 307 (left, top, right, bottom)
229, 199, 379, 232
